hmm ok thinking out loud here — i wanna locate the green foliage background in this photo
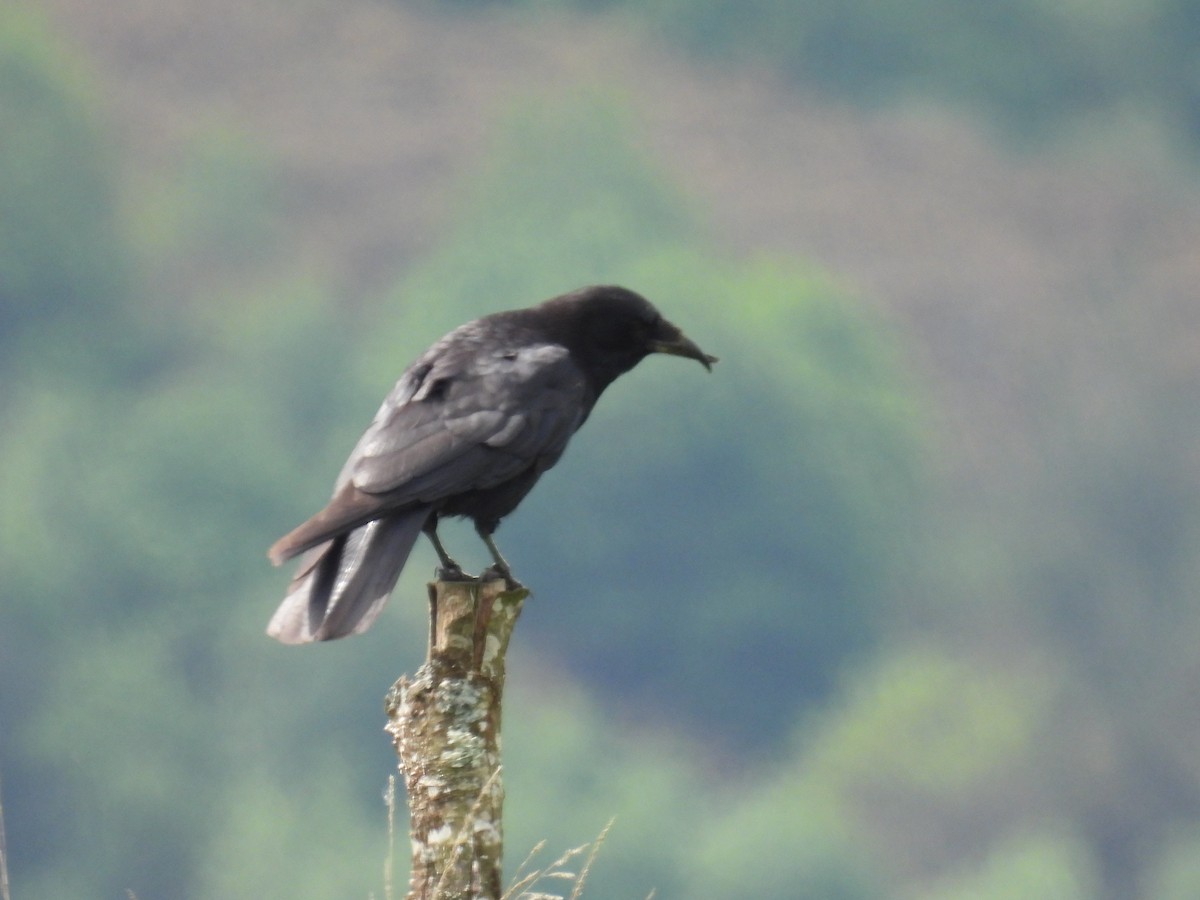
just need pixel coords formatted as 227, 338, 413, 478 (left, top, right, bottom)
2, 3, 1199, 899
473, 0, 1200, 152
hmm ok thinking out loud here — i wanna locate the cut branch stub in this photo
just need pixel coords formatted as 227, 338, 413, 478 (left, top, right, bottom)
384, 578, 529, 900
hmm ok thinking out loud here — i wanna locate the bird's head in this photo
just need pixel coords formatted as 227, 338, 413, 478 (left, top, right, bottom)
546, 285, 718, 390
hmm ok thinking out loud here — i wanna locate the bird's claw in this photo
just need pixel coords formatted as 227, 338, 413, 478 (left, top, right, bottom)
435, 564, 476, 582
480, 565, 523, 592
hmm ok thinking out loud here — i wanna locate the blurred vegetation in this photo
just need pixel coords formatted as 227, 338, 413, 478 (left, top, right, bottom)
0, 6, 138, 383
2, 4, 1200, 900
447, 0, 1200, 154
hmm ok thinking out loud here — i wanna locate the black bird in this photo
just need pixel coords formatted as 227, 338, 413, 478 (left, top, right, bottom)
267, 285, 717, 643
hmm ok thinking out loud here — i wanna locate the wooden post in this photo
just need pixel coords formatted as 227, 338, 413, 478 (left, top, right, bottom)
384, 578, 529, 900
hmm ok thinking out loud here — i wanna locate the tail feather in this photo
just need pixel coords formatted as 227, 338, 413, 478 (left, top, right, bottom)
267, 484, 387, 567
266, 508, 430, 643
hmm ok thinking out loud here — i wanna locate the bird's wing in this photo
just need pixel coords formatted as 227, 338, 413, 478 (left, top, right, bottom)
350, 340, 586, 500
269, 339, 586, 564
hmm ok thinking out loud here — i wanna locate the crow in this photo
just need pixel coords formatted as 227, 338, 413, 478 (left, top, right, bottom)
266, 284, 717, 644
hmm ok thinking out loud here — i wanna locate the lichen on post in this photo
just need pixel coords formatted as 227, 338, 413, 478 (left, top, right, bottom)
384, 578, 529, 900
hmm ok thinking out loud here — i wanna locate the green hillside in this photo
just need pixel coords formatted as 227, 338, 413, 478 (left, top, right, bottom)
3, 1, 1200, 898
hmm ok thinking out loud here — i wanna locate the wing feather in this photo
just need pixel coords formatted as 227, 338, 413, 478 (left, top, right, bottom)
351, 341, 584, 500
269, 338, 587, 563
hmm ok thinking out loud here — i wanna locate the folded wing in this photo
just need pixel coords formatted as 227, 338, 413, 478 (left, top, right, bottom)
269, 338, 587, 566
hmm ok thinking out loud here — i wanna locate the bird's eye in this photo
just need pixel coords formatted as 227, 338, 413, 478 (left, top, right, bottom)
589, 314, 637, 351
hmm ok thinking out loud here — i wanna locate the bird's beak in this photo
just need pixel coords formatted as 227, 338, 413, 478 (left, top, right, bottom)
649, 322, 719, 372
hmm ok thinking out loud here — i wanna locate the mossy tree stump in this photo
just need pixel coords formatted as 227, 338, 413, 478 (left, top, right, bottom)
384, 578, 529, 900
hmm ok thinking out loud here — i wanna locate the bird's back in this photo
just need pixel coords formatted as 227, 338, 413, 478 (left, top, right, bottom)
270, 317, 590, 563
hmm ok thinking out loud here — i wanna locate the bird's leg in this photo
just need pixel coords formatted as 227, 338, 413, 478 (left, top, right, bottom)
424, 519, 473, 581
478, 528, 523, 590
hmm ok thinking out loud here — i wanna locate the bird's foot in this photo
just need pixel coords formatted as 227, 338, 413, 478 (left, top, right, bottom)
435, 563, 477, 582
480, 564, 524, 592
